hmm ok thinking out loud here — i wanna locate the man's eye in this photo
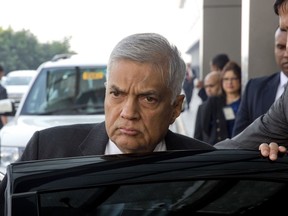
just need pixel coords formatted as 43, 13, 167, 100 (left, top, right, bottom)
277, 45, 286, 50
110, 91, 120, 97
145, 96, 157, 103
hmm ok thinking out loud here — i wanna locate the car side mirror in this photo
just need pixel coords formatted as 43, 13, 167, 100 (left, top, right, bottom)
0, 99, 16, 116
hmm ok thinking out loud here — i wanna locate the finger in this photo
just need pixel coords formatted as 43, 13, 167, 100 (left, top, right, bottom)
259, 143, 269, 157
268, 142, 279, 161
278, 145, 288, 153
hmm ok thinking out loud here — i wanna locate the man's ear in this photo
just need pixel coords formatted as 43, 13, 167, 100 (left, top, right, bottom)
171, 95, 185, 123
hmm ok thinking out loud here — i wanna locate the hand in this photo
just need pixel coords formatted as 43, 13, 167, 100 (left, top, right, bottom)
259, 142, 287, 161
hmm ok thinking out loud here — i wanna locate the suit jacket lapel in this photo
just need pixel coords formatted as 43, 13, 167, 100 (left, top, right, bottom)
261, 73, 280, 112
79, 122, 109, 155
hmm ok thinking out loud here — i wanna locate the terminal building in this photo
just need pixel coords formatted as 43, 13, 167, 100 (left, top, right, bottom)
183, 0, 278, 87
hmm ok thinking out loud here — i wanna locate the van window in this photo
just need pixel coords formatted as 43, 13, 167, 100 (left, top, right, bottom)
21, 66, 107, 115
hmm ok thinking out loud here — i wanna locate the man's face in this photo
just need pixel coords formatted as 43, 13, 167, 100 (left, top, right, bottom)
104, 59, 184, 153
204, 75, 221, 97
274, 28, 288, 75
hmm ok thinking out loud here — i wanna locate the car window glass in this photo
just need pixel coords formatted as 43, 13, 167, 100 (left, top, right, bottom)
31, 180, 286, 215
5, 76, 33, 85
20, 66, 107, 115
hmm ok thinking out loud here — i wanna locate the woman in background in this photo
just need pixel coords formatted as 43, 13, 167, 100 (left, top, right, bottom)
199, 61, 242, 145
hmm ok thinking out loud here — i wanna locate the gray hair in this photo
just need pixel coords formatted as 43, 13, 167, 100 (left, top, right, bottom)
107, 33, 186, 103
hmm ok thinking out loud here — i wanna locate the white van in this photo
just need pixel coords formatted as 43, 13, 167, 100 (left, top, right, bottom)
0, 54, 108, 169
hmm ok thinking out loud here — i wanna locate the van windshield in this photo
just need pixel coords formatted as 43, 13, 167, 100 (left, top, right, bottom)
20, 66, 107, 115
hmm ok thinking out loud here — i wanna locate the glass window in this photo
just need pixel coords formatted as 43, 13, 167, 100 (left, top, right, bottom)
34, 180, 286, 215
5, 76, 33, 85
20, 66, 107, 115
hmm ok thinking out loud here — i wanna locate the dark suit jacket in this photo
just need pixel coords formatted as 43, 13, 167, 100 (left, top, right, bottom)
0, 121, 214, 215
232, 72, 280, 136
197, 87, 208, 102
199, 95, 231, 145
194, 102, 205, 141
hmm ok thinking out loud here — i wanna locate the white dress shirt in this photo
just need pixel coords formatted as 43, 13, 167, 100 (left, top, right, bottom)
105, 139, 167, 154
275, 71, 288, 101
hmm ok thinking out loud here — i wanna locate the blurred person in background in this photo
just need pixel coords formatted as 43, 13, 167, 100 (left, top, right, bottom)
199, 61, 242, 145
209, 53, 230, 72
197, 53, 230, 102
202, 71, 222, 97
232, 27, 288, 136
0, 65, 8, 129
182, 63, 195, 110
194, 71, 222, 141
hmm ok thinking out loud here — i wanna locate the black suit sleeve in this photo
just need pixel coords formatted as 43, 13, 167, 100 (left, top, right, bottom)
232, 80, 253, 136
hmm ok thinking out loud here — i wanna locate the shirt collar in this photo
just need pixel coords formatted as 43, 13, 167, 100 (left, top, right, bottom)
280, 71, 288, 88
105, 139, 167, 154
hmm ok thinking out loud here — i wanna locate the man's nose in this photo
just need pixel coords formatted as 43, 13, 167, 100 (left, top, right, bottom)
120, 98, 139, 120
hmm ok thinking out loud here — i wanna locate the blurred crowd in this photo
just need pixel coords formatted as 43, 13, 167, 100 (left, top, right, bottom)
182, 26, 288, 145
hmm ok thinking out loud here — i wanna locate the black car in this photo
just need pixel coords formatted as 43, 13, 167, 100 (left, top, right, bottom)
5, 149, 288, 216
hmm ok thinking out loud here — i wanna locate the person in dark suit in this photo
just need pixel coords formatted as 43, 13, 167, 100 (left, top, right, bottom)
194, 71, 222, 141
0, 33, 279, 215
232, 27, 288, 136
